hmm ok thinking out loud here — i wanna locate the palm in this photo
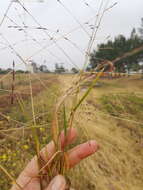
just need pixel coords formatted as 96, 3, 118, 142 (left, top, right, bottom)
11, 128, 98, 190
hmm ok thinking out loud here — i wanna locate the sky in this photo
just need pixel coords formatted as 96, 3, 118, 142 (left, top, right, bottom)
0, 0, 143, 70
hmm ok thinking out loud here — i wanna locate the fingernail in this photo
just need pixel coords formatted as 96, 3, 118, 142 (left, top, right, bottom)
88, 140, 99, 153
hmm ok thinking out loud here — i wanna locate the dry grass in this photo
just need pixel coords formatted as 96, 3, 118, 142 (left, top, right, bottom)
0, 74, 60, 189
0, 1, 142, 189
0, 73, 143, 190
59, 74, 143, 190
0, 69, 105, 189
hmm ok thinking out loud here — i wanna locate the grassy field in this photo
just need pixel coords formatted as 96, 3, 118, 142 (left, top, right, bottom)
0, 74, 59, 189
0, 74, 143, 190
59, 74, 143, 190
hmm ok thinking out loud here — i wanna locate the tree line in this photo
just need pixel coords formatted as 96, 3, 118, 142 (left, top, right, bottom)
89, 18, 143, 73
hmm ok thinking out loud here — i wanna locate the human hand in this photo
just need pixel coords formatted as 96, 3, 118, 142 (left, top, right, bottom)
11, 128, 99, 190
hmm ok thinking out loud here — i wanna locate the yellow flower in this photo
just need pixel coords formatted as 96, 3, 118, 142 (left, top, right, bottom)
12, 153, 16, 157
40, 127, 45, 132
1, 154, 7, 161
23, 145, 29, 150
12, 163, 16, 167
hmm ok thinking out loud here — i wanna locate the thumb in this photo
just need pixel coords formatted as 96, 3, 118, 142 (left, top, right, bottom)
45, 175, 67, 190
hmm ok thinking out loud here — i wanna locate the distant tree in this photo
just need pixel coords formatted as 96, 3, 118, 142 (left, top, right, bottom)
90, 30, 143, 73
141, 64, 143, 79
7, 68, 12, 72
71, 67, 79, 73
0, 68, 12, 74
25, 71, 30, 74
44, 69, 51, 73
138, 18, 143, 76
39, 65, 48, 72
138, 18, 143, 39
55, 63, 65, 73
59, 66, 65, 73
16, 70, 25, 74
0, 68, 6, 74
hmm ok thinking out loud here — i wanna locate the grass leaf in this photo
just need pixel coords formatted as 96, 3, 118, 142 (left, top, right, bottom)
73, 69, 104, 112
63, 104, 67, 136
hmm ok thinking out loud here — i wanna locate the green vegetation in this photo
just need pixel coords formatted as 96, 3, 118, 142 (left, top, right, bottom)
0, 1, 143, 190
0, 75, 59, 189
89, 18, 143, 72
100, 93, 143, 122
0, 74, 143, 190
66, 76, 143, 190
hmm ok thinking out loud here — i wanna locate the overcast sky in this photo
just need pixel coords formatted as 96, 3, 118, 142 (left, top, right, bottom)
0, 0, 143, 70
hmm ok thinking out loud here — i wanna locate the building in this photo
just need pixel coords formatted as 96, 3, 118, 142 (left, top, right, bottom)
39, 65, 48, 72
26, 60, 38, 73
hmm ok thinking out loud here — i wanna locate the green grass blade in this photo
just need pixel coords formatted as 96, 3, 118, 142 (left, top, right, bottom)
63, 104, 67, 136
0, 164, 23, 190
31, 126, 40, 155
73, 69, 104, 112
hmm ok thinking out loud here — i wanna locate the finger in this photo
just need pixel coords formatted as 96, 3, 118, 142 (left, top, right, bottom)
60, 127, 77, 149
40, 127, 77, 162
11, 131, 99, 190
45, 175, 66, 190
67, 140, 99, 168
11, 128, 77, 190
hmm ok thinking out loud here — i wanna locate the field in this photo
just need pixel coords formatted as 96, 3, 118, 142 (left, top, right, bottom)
0, 73, 143, 190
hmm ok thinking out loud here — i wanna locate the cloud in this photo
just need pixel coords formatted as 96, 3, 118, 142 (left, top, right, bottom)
0, 0, 143, 69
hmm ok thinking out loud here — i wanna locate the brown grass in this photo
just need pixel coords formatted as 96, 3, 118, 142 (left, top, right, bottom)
0, 73, 143, 190
59, 74, 143, 190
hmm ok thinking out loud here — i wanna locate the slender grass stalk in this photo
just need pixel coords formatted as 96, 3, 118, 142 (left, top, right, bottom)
63, 104, 67, 136
73, 68, 104, 112
0, 81, 4, 89
11, 60, 15, 105
38, 151, 62, 174
66, 0, 112, 130
0, 124, 50, 133
28, 73, 43, 189
0, 165, 23, 190
29, 74, 40, 154
15, 94, 25, 114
